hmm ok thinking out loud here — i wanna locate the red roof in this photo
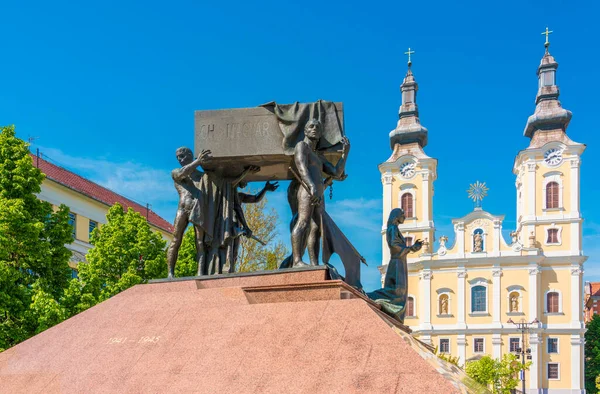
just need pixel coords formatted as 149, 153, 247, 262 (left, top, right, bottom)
591, 282, 600, 297
31, 153, 174, 233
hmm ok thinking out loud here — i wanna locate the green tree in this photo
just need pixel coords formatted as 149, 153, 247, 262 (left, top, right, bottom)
586, 315, 600, 393
71, 203, 167, 306
465, 354, 530, 394
235, 195, 287, 273
0, 125, 72, 351
174, 228, 197, 277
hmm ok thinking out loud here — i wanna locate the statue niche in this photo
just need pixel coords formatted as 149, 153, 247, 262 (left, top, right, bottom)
473, 228, 484, 253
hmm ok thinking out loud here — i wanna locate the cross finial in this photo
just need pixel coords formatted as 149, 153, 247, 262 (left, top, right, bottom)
541, 27, 553, 51
404, 47, 415, 68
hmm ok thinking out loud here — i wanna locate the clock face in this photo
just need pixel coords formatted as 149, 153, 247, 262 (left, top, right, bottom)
544, 148, 563, 166
400, 161, 416, 178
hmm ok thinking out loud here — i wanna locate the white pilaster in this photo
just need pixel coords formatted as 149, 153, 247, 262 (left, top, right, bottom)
492, 268, 502, 327
571, 335, 584, 392
421, 170, 431, 222
456, 223, 465, 258
529, 331, 541, 392
420, 269, 432, 331
529, 265, 540, 319
457, 268, 467, 330
382, 172, 393, 266
570, 158, 580, 214
457, 334, 466, 366
493, 219, 501, 255
526, 161, 537, 217
492, 334, 502, 360
571, 266, 584, 329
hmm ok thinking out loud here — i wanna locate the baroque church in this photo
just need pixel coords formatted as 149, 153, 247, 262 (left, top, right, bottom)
378, 36, 586, 393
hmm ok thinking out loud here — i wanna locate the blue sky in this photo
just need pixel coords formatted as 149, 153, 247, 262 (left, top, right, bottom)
2, 0, 598, 290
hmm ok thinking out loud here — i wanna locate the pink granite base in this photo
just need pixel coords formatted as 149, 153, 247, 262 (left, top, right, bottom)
0, 268, 474, 393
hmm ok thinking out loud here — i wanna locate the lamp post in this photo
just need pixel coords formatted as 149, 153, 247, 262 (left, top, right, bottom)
507, 317, 539, 394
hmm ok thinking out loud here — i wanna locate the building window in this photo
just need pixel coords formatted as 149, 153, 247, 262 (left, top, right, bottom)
405, 236, 413, 247
547, 291, 560, 313
546, 181, 559, 209
547, 338, 558, 354
89, 220, 98, 239
510, 338, 521, 353
439, 338, 450, 354
401, 193, 414, 218
68, 212, 76, 239
547, 228, 559, 244
548, 363, 560, 380
406, 296, 415, 317
474, 338, 484, 353
70, 268, 78, 279
471, 285, 487, 313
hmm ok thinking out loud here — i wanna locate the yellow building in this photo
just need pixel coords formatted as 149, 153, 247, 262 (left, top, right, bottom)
32, 153, 174, 276
379, 43, 586, 392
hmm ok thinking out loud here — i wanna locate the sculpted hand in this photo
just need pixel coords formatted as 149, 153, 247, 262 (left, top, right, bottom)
247, 165, 261, 174
309, 184, 321, 205
198, 149, 212, 165
265, 181, 279, 192
412, 239, 423, 252
244, 227, 253, 238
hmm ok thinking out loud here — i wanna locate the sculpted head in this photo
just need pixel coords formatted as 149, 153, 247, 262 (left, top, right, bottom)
388, 208, 405, 227
175, 147, 193, 166
304, 119, 322, 141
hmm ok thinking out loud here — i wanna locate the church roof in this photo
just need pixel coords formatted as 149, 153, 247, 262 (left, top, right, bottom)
31, 153, 174, 233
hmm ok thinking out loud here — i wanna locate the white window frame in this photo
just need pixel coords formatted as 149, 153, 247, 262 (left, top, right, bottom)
473, 337, 485, 354
439, 337, 451, 354
544, 289, 563, 314
406, 294, 417, 318
547, 337, 559, 354
544, 223, 562, 246
471, 228, 487, 253
547, 362, 561, 380
542, 172, 564, 210
469, 278, 489, 314
506, 287, 523, 314
398, 185, 417, 219
509, 337, 521, 353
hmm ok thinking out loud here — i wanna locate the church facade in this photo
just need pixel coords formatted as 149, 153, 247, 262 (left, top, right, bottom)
378, 42, 586, 393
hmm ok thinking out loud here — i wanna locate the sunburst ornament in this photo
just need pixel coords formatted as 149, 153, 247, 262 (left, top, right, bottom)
467, 181, 489, 209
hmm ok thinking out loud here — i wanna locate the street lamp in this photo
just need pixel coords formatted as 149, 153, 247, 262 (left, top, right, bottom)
507, 317, 539, 394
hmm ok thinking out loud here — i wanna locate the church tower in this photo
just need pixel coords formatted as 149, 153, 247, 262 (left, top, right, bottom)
513, 30, 585, 258
379, 50, 437, 266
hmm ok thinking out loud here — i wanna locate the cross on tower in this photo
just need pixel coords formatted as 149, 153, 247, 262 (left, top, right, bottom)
404, 47, 415, 67
541, 27, 553, 50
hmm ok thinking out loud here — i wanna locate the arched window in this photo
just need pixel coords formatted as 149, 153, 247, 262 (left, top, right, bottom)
546, 182, 559, 209
406, 296, 415, 317
439, 294, 450, 315
547, 291, 560, 313
471, 285, 487, 313
401, 193, 414, 218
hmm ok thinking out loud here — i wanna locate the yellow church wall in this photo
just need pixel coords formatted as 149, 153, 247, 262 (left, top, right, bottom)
541, 333, 572, 389
501, 269, 529, 316
430, 272, 457, 325
540, 268, 571, 324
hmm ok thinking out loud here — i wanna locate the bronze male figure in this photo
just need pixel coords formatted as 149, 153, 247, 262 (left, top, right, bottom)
166, 147, 211, 279
291, 119, 349, 266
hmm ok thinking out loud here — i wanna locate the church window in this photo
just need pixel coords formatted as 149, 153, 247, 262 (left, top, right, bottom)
547, 292, 560, 313
471, 285, 487, 313
406, 296, 415, 317
68, 212, 76, 239
401, 193, 414, 218
89, 220, 98, 239
547, 338, 558, 354
473, 338, 484, 353
546, 182, 559, 209
547, 363, 560, 380
510, 337, 521, 353
439, 338, 450, 354
547, 229, 559, 244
